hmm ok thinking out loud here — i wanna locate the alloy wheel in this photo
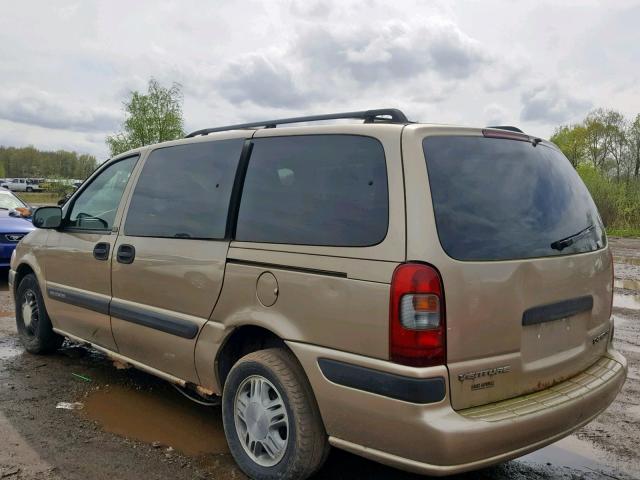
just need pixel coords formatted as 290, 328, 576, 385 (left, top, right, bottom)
21, 289, 39, 335
233, 375, 289, 467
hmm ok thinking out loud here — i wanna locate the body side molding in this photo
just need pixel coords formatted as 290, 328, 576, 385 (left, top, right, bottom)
318, 358, 446, 404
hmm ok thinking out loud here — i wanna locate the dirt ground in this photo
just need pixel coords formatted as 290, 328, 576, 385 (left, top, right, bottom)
1, 239, 639, 480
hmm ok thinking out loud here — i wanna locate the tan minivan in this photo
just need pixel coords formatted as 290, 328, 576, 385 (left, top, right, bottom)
10, 109, 626, 479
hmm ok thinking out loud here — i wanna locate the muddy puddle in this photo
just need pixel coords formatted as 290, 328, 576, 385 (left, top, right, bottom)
614, 256, 640, 267
0, 339, 22, 362
613, 277, 640, 310
518, 435, 621, 475
627, 404, 640, 420
82, 385, 228, 456
613, 292, 640, 310
615, 278, 640, 291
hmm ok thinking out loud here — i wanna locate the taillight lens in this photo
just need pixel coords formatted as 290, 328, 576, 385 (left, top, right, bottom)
390, 263, 445, 367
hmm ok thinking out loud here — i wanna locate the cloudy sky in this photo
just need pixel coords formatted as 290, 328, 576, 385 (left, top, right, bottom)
1, 0, 639, 159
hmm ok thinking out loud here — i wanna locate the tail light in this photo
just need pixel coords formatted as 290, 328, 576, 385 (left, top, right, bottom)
389, 263, 445, 367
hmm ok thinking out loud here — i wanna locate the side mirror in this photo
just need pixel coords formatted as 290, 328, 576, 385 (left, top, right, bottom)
32, 206, 63, 229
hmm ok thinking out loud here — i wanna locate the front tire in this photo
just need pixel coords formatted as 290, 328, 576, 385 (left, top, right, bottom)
26, 187, 33, 192
222, 348, 329, 480
15, 274, 63, 354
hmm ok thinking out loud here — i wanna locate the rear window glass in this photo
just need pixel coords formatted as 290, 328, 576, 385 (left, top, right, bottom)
423, 136, 606, 261
236, 135, 388, 246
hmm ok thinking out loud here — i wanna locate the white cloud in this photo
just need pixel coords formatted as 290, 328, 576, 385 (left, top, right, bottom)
520, 84, 592, 124
0, 0, 637, 157
0, 87, 120, 133
214, 17, 496, 110
216, 54, 308, 109
484, 103, 509, 126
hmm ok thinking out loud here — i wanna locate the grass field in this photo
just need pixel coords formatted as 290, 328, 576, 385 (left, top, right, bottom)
607, 227, 640, 238
15, 192, 60, 206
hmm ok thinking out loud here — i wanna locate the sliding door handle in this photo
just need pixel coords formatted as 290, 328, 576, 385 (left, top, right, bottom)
116, 244, 136, 264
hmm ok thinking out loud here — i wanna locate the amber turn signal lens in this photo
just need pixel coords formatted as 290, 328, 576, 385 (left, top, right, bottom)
413, 294, 439, 312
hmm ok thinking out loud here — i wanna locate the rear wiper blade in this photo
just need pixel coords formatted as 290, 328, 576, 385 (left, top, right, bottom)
550, 224, 595, 251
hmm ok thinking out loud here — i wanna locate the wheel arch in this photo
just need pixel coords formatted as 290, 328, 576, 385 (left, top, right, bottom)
13, 261, 39, 297
14, 262, 35, 285
12, 255, 48, 311
215, 324, 291, 391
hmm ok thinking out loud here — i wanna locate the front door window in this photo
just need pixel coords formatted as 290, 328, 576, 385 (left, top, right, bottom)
67, 156, 138, 231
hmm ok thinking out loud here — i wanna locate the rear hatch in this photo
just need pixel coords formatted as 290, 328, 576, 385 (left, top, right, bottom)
422, 132, 613, 410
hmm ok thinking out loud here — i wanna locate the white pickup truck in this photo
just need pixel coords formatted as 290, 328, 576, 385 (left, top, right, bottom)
0, 178, 43, 192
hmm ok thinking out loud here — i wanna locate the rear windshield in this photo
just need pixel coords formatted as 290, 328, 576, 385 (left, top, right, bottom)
423, 136, 606, 261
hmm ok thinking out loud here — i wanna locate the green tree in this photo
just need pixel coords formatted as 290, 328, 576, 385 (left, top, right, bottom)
583, 109, 611, 170
605, 111, 628, 181
0, 146, 97, 179
628, 114, 640, 179
106, 79, 185, 156
550, 124, 586, 167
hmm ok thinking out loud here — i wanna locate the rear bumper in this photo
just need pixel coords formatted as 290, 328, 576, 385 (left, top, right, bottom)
288, 341, 626, 476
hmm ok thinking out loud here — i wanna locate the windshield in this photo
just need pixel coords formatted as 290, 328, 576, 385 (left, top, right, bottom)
0, 194, 25, 210
423, 136, 606, 261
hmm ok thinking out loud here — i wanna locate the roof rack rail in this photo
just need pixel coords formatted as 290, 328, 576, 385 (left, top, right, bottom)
486, 125, 524, 133
185, 108, 409, 138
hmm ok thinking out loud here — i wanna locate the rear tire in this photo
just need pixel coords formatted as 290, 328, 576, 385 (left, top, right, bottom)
15, 274, 63, 354
26, 187, 33, 192
222, 348, 329, 480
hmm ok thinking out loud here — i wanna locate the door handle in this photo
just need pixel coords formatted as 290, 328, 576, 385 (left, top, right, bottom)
116, 244, 136, 264
93, 242, 110, 261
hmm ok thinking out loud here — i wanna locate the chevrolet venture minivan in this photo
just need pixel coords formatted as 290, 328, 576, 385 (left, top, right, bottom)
10, 109, 627, 479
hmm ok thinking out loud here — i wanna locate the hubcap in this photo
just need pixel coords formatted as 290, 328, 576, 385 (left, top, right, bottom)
21, 289, 39, 334
234, 375, 289, 467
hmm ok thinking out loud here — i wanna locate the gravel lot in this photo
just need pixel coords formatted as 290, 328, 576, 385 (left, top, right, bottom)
1, 238, 639, 480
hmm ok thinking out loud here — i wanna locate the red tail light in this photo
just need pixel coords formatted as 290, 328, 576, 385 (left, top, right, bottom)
389, 263, 446, 367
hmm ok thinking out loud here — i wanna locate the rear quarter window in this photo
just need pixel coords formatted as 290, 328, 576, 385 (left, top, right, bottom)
235, 135, 388, 247
423, 135, 606, 261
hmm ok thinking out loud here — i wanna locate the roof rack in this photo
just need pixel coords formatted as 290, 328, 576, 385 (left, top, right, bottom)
486, 125, 524, 133
185, 108, 410, 138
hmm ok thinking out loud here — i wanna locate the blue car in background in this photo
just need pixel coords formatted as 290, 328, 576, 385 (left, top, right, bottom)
0, 189, 34, 268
